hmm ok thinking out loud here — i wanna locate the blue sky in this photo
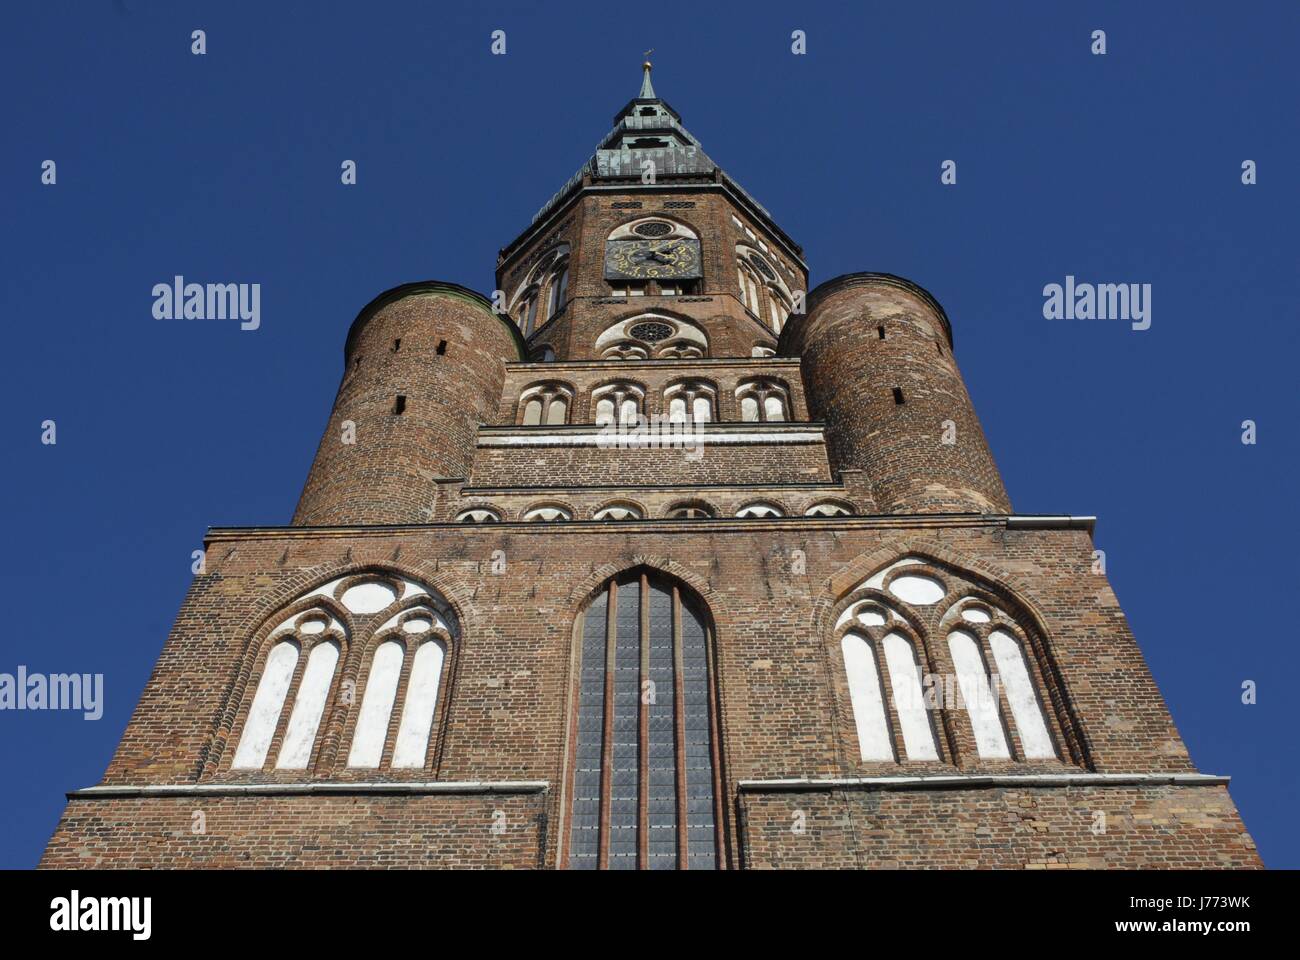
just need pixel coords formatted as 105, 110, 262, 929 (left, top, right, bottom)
3, 1, 1296, 868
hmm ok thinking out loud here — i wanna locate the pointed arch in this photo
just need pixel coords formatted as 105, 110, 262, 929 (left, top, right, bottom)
822, 545, 1089, 769
561, 565, 724, 870
216, 567, 462, 777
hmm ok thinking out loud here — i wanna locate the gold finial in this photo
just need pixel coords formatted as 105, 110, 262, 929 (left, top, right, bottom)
643, 48, 654, 70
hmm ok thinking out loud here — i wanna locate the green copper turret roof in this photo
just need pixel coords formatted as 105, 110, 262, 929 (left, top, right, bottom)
523, 62, 775, 230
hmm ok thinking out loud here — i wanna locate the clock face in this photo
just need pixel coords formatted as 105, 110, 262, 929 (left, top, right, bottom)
604, 238, 702, 280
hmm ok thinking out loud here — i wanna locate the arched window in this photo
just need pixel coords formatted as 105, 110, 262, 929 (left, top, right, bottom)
348, 639, 404, 768
232, 638, 301, 770
591, 383, 644, 426
805, 501, 853, 517
735, 501, 784, 518
229, 574, 458, 775
833, 557, 1068, 768
566, 570, 720, 870
736, 245, 796, 332
547, 259, 570, 318
518, 382, 573, 426
737, 262, 761, 316
516, 287, 540, 337
523, 504, 572, 522
278, 639, 340, 769
836, 599, 940, 763
751, 344, 776, 358
595, 314, 708, 361
509, 243, 570, 336
593, 502, 643, 521
456, 507, 501, 523
665, 501, 716, 519
945, 598, 1056, 760
345, 603, 454, 770
736, 378, 791, 422
663, 380, 716, 423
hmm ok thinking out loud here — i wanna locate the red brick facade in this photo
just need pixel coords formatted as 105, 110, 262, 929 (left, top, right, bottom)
41, 66, 1259, 870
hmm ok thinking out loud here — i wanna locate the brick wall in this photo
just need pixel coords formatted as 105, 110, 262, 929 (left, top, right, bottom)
41, 519, 1260, 868
739, 784, 1259, 869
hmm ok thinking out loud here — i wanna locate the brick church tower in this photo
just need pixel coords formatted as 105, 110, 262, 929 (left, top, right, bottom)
43, 64, 1259, 869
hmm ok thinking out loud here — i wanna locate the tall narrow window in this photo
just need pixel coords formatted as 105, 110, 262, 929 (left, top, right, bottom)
989, 629, 1055, 759
348, 640, 404, 768
948, 630, 1010, 759
881, 632, 940, 760
841, 633, 893, 761
392, 639, 445, 768
276, 640, 340, 769
591, 383, 644, 426
737, 379, 791, 422
664, 380, 716, 424
518, 383, 573, 426
548, 263, 570, 316
232, 640, 299, 769
566, 571, 720, 870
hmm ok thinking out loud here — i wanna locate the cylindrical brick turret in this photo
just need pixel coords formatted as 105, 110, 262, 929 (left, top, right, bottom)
293, 281, 524, 525
781, 273, 1010, 514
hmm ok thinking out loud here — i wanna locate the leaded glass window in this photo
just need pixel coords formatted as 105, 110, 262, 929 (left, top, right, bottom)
566, 571, 720, 870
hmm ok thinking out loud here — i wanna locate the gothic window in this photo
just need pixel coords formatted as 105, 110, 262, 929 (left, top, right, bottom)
736, 378, 791, 422
456, 507, 501, 523
593, 502, 644, 521
751, 344, 776, 358
348, 640, 404, 767
547, 259, 570, 317
233, 637, 303, 769
737, 263, 761, 316
509, 244, 570, 336
523, 504, 572, 521
518, 382, 573, 425
278, 639, 341, 769
665, 501, 716, 519
840, 612, 941, 762
591, 382, 645, 426
663, 380, 716, 423
833, 558, 1067, 769
735, 501, 784, 518
805, 501, 853, 517
566, 570, 720, 870
607, 217, 698, 242
944, 598, 1056, 761
229, 574, 458, 775
516, 287, 540, 337
736, 243, 795, 333
595, 314, 708, 361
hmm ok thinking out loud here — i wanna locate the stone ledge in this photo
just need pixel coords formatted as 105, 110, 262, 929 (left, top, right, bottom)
67, 780, 550, 800
737, 773, 1229, 793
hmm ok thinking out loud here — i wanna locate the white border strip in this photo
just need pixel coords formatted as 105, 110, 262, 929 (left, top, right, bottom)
68, 780, 550, 799
737, 773, 1230, 792
479, 430, 825, 448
